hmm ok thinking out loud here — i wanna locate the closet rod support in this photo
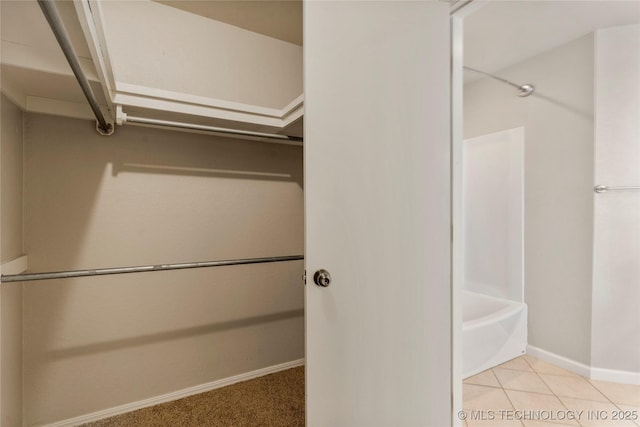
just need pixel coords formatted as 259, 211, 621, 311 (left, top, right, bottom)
0, 255, 304, 283
38, 0, 114, 135
117, 108, 302, 145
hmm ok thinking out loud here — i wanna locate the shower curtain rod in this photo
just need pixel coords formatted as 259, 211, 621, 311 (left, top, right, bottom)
38, 0, 113, 135
594, 185, 640, 193
463, 66, 535, 97
0, 255, 304, 283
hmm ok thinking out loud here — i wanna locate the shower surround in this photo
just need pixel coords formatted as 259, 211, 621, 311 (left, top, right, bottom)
462, 127, 526, 377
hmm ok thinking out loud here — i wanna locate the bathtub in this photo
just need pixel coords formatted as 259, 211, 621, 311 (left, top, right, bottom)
463, 290, 527, 378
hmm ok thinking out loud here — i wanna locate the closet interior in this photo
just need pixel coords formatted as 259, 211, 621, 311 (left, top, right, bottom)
1, 1, 305, 425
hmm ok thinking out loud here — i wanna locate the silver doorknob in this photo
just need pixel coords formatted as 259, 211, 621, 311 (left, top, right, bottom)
313, 269, 331, 287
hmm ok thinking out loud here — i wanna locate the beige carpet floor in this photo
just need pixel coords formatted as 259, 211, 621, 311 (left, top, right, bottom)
82, 367, 304, 427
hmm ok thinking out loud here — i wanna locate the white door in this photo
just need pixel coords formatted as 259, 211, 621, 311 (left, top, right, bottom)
304, 2, 452, 426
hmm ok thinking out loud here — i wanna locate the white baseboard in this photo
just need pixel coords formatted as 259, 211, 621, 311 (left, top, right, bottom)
590, 365, 640, 385
526, 345, 591, 377
44, 358, 305, 427
527, 345, 640, 385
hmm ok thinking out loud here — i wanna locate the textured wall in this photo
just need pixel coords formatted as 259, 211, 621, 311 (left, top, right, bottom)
1, 95, 23, 262
23, 114, 304, 425
591, 24, 640, 375
1, 95, 24, 427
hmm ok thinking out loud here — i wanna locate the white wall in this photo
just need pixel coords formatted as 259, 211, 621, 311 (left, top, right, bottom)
101, 0, 302, 110
463, 127, 524, 301
591, 24, 640, 377
464, 34, 595, 365
22, 114, 304, 425
1, 94, 24, 427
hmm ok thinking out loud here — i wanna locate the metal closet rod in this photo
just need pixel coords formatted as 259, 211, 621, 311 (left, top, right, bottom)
38, 0, 113, 135
122, 114, 304, 144
40, 0, 300, 142
0, 255, 304, 283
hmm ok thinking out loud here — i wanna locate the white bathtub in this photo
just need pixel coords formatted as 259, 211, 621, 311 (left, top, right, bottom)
463, 290, 527, 378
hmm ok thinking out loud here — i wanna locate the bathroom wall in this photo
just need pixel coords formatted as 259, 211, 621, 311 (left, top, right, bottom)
22, 114, 304, 425
464, 34, 595, 365
1, 95, 24, 426
591, 24, 640, 377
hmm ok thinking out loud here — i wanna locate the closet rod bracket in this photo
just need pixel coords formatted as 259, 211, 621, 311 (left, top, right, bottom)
96, 121, 115, 136
38, 0, 115, 136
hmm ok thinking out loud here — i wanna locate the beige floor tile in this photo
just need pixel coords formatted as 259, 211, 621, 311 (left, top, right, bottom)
465, 370, 502, 388
504, 390, 579, 426
560, 396, 637, 427
493, 369, 553, 395
460, 408, 527, 427
464, 384, 514, 411
498, 357, 535, 372
522, 420, 580, 427
527, 359, 579, 377
463, 357, 639, 427
588, 380, 640, 406
540, 374, 608, 402
467, 418, 524, 427
505, 389, 568, 411
460, 408, 524, 426
613, 405, 640, 427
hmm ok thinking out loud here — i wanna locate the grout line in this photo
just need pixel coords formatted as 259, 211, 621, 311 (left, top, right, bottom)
586, 380, 635, 411
462, 382, 504, 390
463, 369, 504, 390
534, 372, 581, 378
619, 402, 640, 427
523, 356, 584, 427
534, 359, 639, 426
465, 356, 638, 427
537, 374, 613, 404
494, 366, 536, 373
491, 366, 536, 372
523, 356, 580, 378
535, 358, 640, 426
490, 365, 525, 427
536, 373, 584, 427
493, 365, 556, 397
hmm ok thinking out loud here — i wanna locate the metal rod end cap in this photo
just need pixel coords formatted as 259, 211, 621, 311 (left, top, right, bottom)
96, 122, 115, 136
517, 84, 535, 97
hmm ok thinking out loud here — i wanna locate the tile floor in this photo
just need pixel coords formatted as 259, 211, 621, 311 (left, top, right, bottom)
462, 355, 640, 427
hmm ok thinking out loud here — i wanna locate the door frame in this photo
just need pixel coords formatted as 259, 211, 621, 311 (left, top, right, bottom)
450, 2, 487, 425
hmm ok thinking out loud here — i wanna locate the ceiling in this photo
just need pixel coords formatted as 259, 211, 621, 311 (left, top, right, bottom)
154, 0, 303, 46
2, 0, 639, 119
1, 0, 93, 61
149, 1, 640, 65
1, 0, 105, 113
464, 1, 640, 76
